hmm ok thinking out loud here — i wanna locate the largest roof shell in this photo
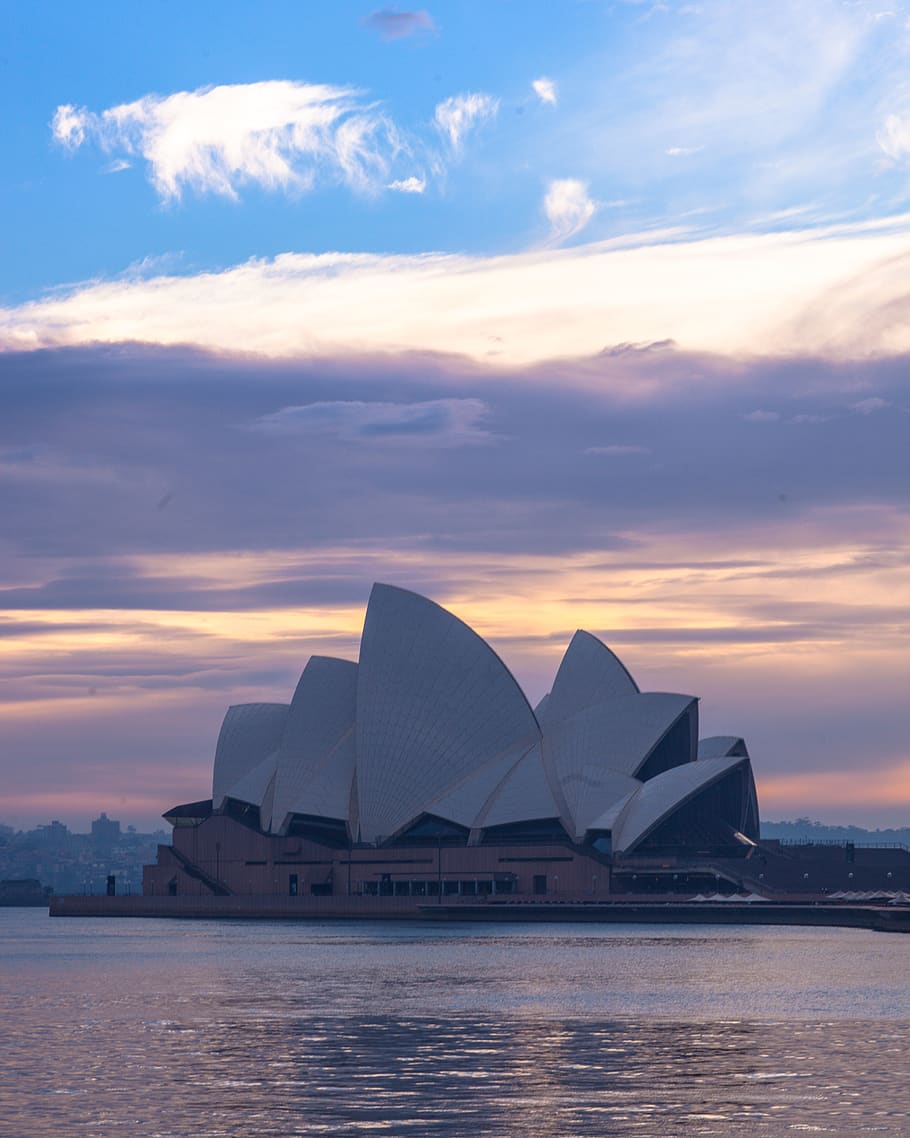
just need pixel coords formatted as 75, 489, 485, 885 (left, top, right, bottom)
354, 583, 541, 843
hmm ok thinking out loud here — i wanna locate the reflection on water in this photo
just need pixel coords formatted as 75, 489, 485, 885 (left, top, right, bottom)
2, 911, 910, 1137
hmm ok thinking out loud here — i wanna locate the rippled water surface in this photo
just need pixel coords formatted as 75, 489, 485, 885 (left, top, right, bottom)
2, 910, 910, 1137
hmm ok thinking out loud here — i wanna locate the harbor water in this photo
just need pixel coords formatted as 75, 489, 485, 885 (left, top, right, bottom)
2, 908, 909, 1136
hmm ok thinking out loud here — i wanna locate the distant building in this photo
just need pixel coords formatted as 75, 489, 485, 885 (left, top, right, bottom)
35, 820, 69, 848
0, 878, 50, 906
91, 813, 121, 848
145, 584, 763, 900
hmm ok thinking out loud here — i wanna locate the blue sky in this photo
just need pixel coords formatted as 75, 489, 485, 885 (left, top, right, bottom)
3, 1, 607, 297
1, 1, 909, 830
5, 0, 910, 300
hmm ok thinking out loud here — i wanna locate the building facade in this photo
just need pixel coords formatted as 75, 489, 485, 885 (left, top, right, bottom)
144, 583, 764, 900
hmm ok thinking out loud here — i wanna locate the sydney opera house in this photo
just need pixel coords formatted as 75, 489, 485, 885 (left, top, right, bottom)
144, 583, 764, 901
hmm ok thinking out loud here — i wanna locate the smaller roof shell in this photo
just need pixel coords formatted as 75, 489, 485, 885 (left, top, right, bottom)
212, 703, 288, 806
270, 656, 357, 832
698, 736, 749, 759
541, 630, 639, 727
222, 750, 279, 818
612, 754, 749, 853
542, 692, 697, 831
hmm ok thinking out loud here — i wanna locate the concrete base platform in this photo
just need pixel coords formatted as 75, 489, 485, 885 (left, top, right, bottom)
48, 893, 910, 932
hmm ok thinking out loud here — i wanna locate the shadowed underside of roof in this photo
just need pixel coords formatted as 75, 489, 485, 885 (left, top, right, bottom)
612, 754, 753, 853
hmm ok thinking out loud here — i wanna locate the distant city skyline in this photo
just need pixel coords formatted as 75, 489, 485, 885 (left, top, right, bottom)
9, 806, 910, 853
1, 2, 908, 829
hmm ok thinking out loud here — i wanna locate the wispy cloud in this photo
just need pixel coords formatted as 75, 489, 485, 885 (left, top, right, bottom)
739, 396, 900, 426
52, 81, 404, 201
877, 113, 910, 162
388, 175, 426, 193
532, 77, 558, 106
665, 146, 702, 157
6, 220, 910, 365
532, 1, 910, 236
51, 103, 87, 148
361, 8, 435, 41
584, 445, 651, 456
248, 398, 494, 446
639, 3, 868, 157
434, 92, 499, 155
119, 251, 186, 279
850, 397, 889, 415
0, 445, 120, 486
543, 178, 596, 242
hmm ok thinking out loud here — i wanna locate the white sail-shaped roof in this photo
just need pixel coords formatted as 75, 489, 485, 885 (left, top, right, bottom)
222, 750, 278, 815
292, 727, 356, 827
418, 737, 538, 831
270, 656, 357, 832
212, 703, 289, 805
586, 791, 636, 836
543, 689, 696, 800
200, 583, 759, 855
541, 701, 643, 838
355, 583, 541, 843
612, 754, 749, 853
476, 742, 562, 829
541, 630, 639, 726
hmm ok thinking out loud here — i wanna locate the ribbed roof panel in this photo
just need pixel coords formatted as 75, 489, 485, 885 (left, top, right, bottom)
355, 584, 541, 843
270, 656, 357, 831
212, 703, 289, 806
543, 692, 695, 836
542, 630, 639, 727
421, 736, 538, 831
223, 750, 279, 814
477, 741, 562, 829
291, 727, 356, 827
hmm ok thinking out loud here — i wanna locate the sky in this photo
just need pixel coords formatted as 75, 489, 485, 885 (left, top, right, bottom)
1, 0, 908, 832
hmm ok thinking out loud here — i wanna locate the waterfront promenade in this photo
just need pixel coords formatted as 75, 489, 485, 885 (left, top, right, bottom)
49, 892, 910, 932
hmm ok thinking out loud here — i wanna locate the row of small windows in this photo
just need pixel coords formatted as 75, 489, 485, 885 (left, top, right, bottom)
285, 873, 524, 897
362, 877, 517, 897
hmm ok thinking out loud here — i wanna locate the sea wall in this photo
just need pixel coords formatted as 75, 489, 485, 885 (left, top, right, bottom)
48, 893, 910, 932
